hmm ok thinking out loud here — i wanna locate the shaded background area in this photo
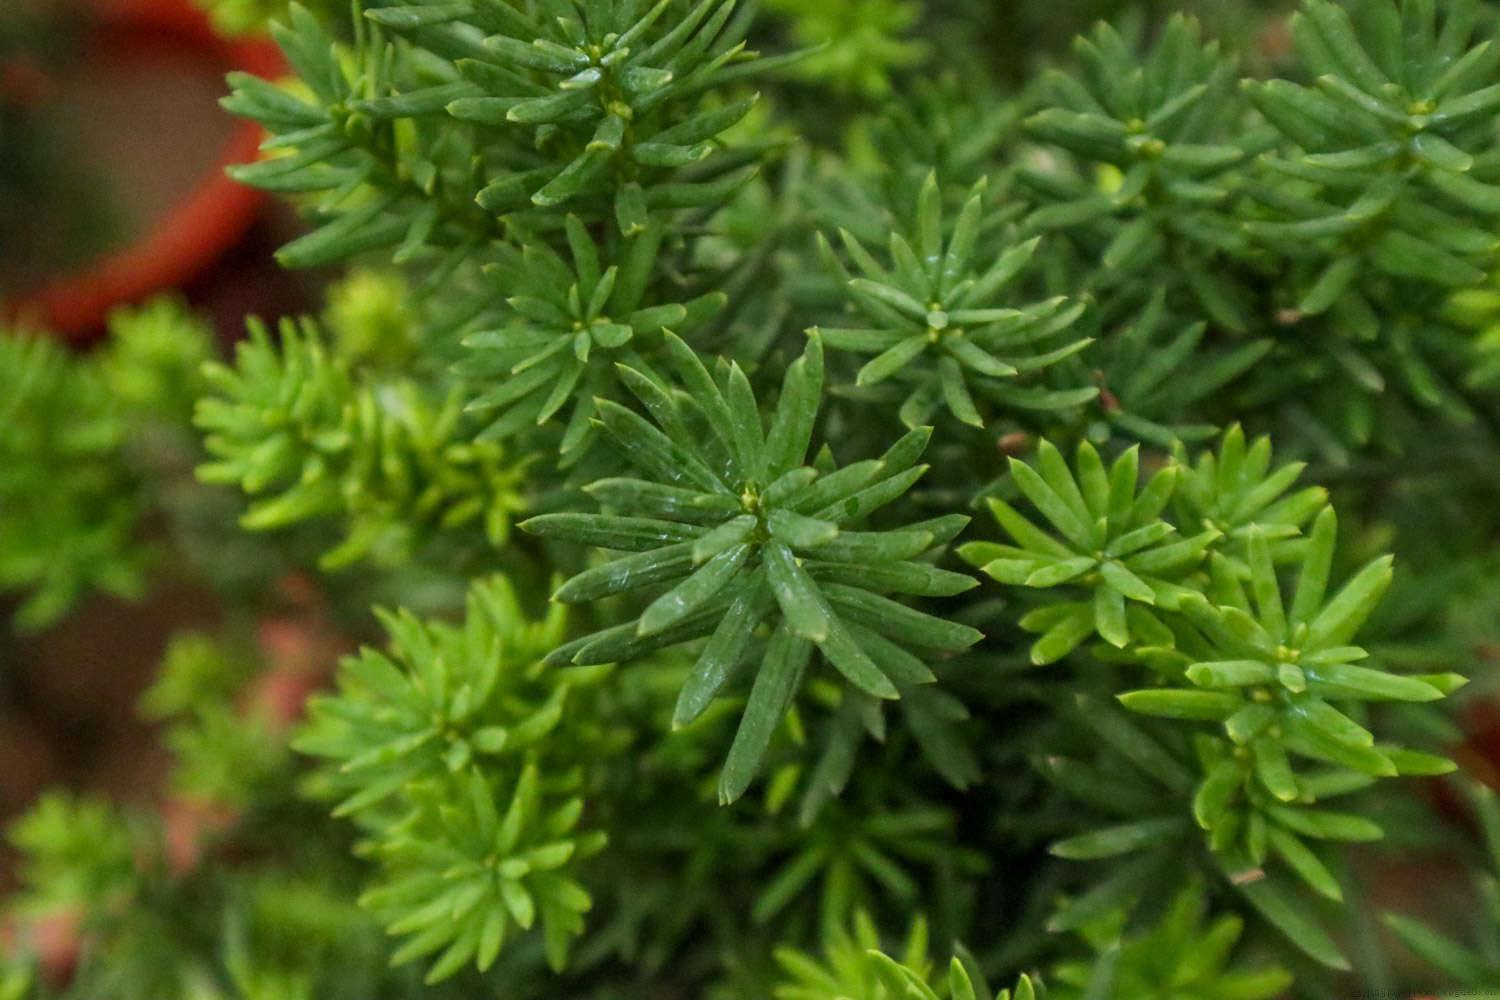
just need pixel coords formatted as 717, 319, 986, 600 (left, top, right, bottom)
2, 0, 317, 337
0, 0, 320, 880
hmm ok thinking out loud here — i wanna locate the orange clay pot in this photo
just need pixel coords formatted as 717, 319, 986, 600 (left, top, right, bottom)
3, 0, 284, 341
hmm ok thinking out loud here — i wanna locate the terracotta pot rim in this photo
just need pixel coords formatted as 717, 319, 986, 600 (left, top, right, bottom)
2, 0, 285, 343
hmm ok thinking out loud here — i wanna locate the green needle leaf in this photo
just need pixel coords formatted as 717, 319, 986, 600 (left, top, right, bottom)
719, 627, 811, 804
638, 544, 751, 636
765, 543, 832, 642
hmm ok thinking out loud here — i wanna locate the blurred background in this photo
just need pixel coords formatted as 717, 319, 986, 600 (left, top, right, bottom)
0, 0, 322, 873
1, 0, 315, 340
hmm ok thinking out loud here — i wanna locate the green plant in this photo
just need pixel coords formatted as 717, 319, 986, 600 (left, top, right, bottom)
5, 1, 1500, 998
773, 912, 1038, 1000
760, 0, 926, 98
6, 794, 139, 916
524, 331, 981, 801
196, 316, 528, 569
1047, 880, 1292, 1000
0, 332, 146, 629
1384, 780, 1500, 995
0, 300, 213, 629
821, 175, 1091, 428
192, 0, 341, 36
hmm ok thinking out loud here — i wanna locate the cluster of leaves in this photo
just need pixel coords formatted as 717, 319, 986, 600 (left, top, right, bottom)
1023, 0, 1500, 451
773, 913, 1039, 1000
196, 317, 529, 570
819, 175, 1092, 429
295, 577, 608, 982
1245, 0, 1500, 298
220, 0, 808, 485
457, 215, 725, 460
759, 0, 927, 98
6, 793, 140, 918
0, 300, 213, 629
1021, 14, 1259, 321
222, 0, 782, 275
1046, 881, 1291, 1000
10, 1, 1500, 999
524, 332, 981, 802
962, 428, 1462, 966
0, 332, 146, 629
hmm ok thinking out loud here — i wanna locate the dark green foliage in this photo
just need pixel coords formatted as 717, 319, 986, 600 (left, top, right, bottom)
388, 0, 768, 216
457, 214, 724, 458
1048, 881, 1291, 1000
774, 913, 1039, 1000
1070, 292, 1273, 446
1239, 0, 1500, 436
222, 0, 774, 276
525, 332, 980, 800
220, 3, 500, 272
9, 1, 1500, 998
1245, 0, 1500, 295
749, 779, 987, 933
854, 75, 1020, 196
1023, 14, 1260, 322
1384, 780, 1500, 991
821, 174, 1091, 428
